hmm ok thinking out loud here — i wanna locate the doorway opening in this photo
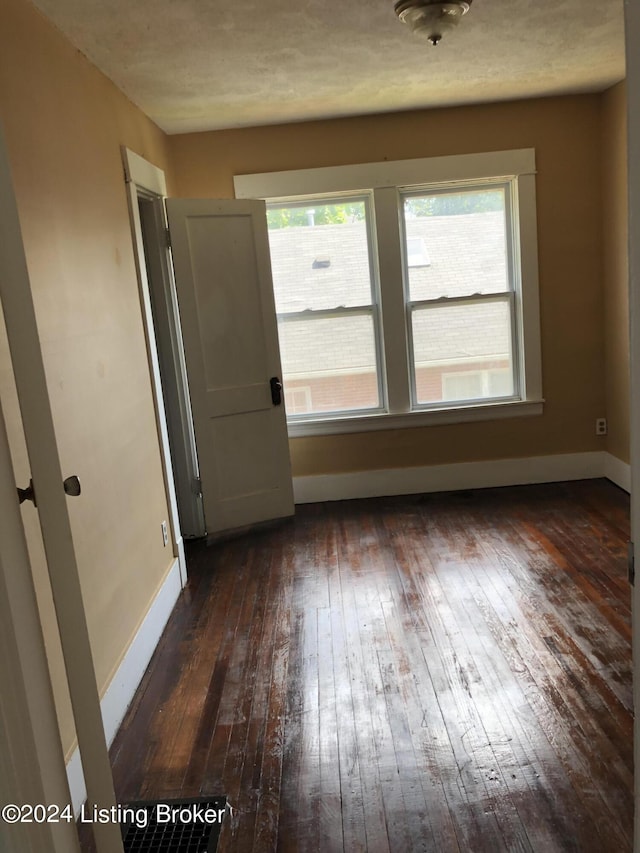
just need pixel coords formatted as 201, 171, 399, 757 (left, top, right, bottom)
135, 192, 205, 540
123, 148, 294, 546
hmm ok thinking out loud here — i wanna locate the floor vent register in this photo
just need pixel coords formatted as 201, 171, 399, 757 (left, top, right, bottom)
121, 797, 227, 852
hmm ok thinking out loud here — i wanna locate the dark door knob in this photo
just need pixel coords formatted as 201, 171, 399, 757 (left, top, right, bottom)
17, 475, 81, 506
63, 475, 81, 497
270, 376, 283, 406
17, 479, 36, 506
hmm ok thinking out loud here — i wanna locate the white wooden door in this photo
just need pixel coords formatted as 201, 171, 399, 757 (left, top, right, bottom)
165, 199, 294, 535
0, 400, 81, 853
0, 126, 123, 852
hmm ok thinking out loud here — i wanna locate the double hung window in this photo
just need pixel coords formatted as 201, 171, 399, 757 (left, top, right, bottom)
267, 196, 382, 417
235, 149, 542, 436
402, 184, 516, 406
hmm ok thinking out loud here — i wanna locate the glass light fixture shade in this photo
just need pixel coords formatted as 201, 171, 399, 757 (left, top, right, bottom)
394, 1, 471, 45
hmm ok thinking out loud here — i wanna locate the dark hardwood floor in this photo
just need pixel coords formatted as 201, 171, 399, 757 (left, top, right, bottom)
92, 479, 633, 851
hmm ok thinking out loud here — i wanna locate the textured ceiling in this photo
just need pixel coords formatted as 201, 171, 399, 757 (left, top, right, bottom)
30, 0, 626, 135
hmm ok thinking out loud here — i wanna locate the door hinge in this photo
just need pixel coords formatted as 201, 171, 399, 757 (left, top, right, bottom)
192, 477, 202, 496
165, 228, 172, 249
628, 541, 635, 586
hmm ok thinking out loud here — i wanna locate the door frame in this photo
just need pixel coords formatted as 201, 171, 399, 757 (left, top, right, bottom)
136, 191, 206, 539
625, 1, 640, 850
122, 148, 193, 580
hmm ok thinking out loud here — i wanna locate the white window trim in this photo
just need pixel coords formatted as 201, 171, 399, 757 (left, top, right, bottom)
235, 149, 543, 437
286, 400, 543, 437
234, 149, 537, 199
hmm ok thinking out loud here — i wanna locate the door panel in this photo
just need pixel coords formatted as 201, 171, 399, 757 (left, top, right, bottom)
213, 410, 279, 496
0, 125, 123, 852
189, 215, 269, 387
208, 383, 270, 418
166, 198, 294, 534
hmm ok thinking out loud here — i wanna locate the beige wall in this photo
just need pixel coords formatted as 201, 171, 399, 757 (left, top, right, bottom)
0, 0, 175, 755
602, 82, 630, 464
170, 96, 607, 477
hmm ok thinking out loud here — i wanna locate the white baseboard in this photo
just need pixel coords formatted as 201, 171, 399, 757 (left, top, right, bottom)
603, 452, 631, 492
66, 558, 182, 814
176, 535, 188, 587
293, 451, 614, 504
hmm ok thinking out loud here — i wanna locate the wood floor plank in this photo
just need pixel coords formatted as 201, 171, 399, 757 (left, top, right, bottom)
86, 479, 632, 853
432, 505, 632, 850
251, 539, 293, 852
414, 511, 599, 851
336, 515, 393, 853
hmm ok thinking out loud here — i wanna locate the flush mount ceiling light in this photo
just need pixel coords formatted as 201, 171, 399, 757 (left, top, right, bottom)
394, 0, 472, 45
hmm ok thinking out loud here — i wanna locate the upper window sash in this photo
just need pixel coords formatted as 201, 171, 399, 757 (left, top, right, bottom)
399, 179, 515, 297
266, 191, 380, 312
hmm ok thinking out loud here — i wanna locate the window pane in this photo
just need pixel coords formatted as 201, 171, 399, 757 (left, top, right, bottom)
488, 367, 513, 396
412, 300, 514, 405
403, 188, 509, 301
267, 199, 374, 312
441, 371, 484, 401
278, 314, 379, 415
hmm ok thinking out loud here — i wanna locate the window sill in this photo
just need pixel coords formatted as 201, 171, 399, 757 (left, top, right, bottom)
287, 399, 544, 437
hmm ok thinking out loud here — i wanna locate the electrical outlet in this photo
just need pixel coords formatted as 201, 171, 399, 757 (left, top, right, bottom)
161, 520, 169, 547
595, 418, 607, 436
